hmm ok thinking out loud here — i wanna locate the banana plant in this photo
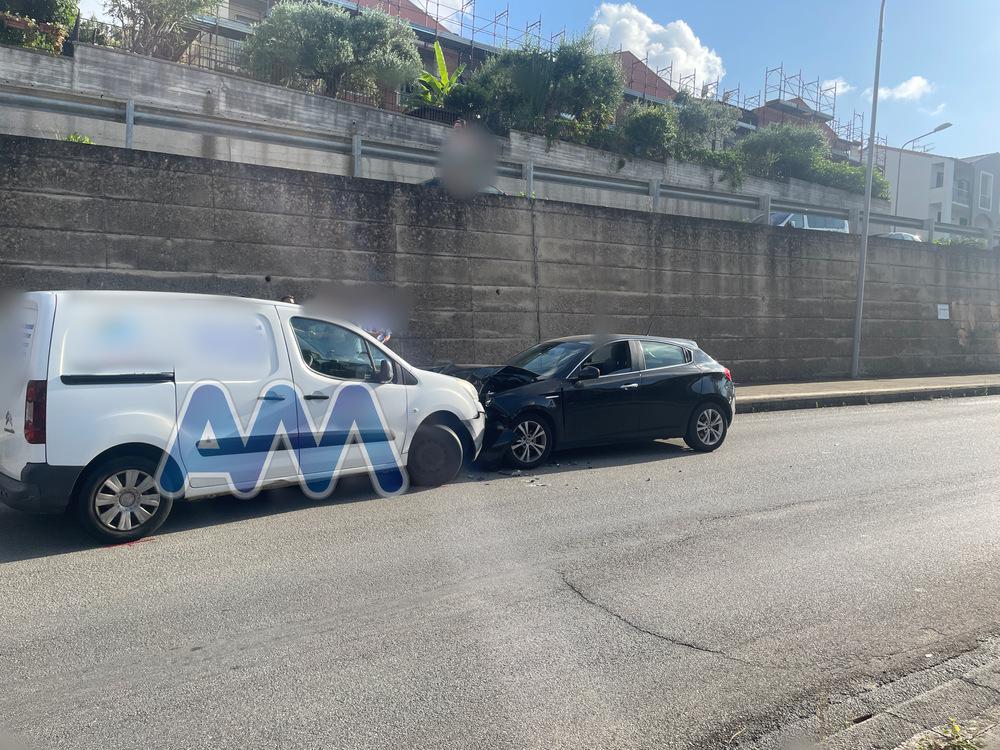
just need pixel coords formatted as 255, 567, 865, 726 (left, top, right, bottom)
409, 40, 465, 108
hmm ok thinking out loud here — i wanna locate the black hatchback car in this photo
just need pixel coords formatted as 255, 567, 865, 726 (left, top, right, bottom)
439, 335, 735, 469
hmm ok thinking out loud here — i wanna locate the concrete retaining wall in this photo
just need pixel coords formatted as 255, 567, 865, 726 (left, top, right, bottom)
0, 43, 888, 223
3, 135, 998, 382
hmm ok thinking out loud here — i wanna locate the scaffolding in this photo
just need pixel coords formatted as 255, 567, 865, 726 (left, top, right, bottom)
833, 110, 865, 144
396, 0, 558, 51
860, 132, 888, 174
677, 70, 697, 95
763, 63, 838, 120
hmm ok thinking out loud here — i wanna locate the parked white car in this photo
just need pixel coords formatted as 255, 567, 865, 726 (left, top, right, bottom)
0, 291, 485, 543
876, 231, 922, 241
752, 211, 850, 233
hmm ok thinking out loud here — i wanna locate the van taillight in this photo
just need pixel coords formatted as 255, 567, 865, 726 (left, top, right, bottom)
724, 367, 733, 382
24, 380, 47, 444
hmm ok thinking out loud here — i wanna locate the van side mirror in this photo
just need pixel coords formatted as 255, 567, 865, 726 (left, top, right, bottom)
574, 365, 600, 383
377, 359, 394, 384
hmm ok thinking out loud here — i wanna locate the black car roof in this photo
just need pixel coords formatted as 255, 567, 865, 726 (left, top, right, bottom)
545, 334, 700, 350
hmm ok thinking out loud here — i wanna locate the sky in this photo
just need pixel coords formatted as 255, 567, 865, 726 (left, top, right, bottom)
436, 0, 999, 157
78, 0, 1000, 157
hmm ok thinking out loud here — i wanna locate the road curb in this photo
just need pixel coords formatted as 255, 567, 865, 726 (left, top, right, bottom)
738, 635, 1000, 750
737, 384, 1000, 414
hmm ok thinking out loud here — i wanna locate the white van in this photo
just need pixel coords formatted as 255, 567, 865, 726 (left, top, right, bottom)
0, 291, 485, 543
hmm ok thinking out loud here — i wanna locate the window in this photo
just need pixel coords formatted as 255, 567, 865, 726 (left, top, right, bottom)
806, 214, 848, 231
954, 179, 971, 205
640, 341, 687, 369
980, 172, 994, 211
756, 212, 791, 225
291, 318, 375, 381
365, 341, 398, 383
507, 341, 591, 378
933, 171, 944, 188
579, 341, 633, 377
786, 213, 805, 228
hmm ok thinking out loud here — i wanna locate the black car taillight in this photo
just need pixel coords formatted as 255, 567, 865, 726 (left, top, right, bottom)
24, 379, 47, 444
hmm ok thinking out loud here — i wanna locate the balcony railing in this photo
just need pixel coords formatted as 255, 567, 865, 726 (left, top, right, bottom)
953, 187, 971, 205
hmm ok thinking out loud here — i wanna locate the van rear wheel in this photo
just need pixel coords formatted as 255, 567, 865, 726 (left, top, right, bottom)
74, 455, 173, 544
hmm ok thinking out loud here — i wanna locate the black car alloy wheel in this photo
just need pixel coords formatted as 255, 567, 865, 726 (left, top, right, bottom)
684, 403, 728, 452
508, 415, 552, 469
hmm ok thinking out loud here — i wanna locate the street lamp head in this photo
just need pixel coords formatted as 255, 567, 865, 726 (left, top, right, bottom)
933, 122, 953, 133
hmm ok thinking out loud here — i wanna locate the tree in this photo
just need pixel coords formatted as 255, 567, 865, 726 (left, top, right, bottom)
672, 90, 741, 159
104, 0, 213, 59
738, 123, 891, 199
1, 0, 76, 25
737, 122, 826, 181
408, 40, 465, 108
446, 37, 624, 144
241, 2, 421, 99
605, 103, 677, 161
1, 0, 77, 52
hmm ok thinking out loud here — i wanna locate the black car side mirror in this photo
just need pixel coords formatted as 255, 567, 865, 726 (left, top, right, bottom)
574, 365, 600, 383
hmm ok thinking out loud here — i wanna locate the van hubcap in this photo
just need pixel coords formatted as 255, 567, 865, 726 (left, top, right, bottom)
94, 470, 161, 532
512, 420, 547, 464
696, 409, 725, 446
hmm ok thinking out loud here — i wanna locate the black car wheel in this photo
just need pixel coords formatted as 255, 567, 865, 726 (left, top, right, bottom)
507, 415, 553, 470
408, 424, 464, 486
684, 403, 728, 452
74, 455, 174, 544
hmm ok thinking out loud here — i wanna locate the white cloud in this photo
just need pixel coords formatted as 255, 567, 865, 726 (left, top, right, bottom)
590, 2, 725, 85
920, 102, 947, 117
822, 77, 855, 96
878, 75, 934, 101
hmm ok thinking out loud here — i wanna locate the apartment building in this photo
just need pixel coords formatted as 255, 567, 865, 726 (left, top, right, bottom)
884, 146, 999, 235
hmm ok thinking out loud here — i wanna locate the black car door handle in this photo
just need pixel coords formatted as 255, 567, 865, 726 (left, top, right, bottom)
257, 394, 286, 401
304, 393, 330, 401
619, 383, 638, 390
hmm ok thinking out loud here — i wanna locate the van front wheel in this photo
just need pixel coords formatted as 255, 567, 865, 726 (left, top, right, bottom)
407, 424, 464, 487
74, 456, 173, 544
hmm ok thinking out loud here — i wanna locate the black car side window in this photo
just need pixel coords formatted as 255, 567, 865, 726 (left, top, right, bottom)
640, 341, 687, 369
580, 341, 632, 377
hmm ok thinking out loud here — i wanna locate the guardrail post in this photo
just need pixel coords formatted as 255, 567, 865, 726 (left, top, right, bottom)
924, 218, 935, 243
758, 194, 771, 217
124, 98, 134, 149
849, 208, 862, 233
649, 179, 661, 213
524, 161, 534, 198
351, 134, 362, 178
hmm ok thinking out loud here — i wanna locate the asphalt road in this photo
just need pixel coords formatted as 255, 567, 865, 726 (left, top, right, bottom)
3, 397, 1000, 750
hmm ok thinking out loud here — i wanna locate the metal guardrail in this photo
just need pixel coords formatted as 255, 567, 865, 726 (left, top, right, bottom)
1, 84, 995, 246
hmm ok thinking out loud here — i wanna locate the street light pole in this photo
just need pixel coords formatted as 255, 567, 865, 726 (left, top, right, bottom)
850, 0, 887, 379
892, 122, 953, 229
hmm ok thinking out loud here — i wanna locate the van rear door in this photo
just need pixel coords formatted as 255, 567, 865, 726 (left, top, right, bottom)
0, 292, 55, 480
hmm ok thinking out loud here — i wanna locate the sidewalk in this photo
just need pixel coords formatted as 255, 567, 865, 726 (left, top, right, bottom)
738, 373, 1000, 413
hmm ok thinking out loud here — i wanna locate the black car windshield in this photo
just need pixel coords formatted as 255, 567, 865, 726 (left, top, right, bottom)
505, 341, 591, 378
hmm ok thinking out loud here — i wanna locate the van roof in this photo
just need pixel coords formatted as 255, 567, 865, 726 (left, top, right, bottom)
40, 290, 301, 310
